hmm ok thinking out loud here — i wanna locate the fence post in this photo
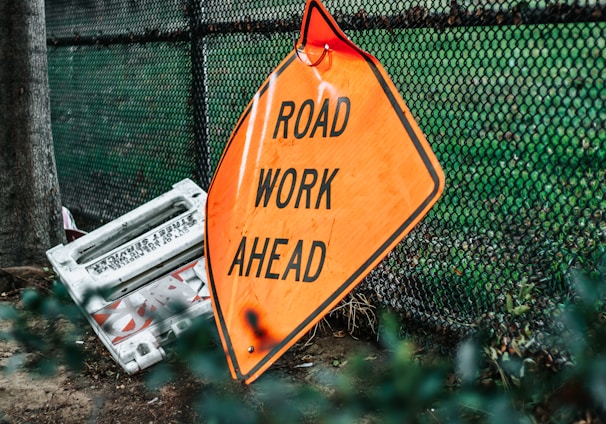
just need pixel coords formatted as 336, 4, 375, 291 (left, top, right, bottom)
189, 0, 212, 191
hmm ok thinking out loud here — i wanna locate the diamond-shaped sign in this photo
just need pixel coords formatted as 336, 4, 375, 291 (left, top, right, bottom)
205, 0, 444, 384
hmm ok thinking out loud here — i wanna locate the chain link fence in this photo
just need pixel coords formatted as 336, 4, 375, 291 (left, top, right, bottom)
46, 0, 605, 351
46, 0, 195, 221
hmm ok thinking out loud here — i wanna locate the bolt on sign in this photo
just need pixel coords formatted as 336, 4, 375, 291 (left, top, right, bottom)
205, 0, 445, 384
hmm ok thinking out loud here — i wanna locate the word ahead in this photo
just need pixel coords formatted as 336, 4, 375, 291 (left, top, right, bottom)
228, 237, 326, 282
255, 168, 339, 209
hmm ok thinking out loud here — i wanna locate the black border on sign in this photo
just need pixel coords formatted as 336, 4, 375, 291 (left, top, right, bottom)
206, 0, 443, 382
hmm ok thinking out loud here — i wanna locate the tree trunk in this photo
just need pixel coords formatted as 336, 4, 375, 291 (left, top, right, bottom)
0, 0, 65, 267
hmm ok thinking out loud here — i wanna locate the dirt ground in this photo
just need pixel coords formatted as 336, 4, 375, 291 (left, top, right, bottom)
0, 266, 385, 424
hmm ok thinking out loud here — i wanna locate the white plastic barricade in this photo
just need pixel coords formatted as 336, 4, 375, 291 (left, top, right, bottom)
46, 179, 212, 374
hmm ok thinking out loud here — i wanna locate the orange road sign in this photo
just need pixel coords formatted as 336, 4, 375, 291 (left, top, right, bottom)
205, 0, 445, 384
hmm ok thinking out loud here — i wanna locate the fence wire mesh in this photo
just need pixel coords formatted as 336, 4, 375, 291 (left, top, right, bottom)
46, 0, 194, 221
46, 0, 605, 351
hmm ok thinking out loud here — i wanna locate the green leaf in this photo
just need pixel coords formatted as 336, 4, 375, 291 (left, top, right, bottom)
512, 305, 530, 316
506, 294, 513, 312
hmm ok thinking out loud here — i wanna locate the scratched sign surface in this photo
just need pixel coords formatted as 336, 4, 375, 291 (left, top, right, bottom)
205, 0, 444, 384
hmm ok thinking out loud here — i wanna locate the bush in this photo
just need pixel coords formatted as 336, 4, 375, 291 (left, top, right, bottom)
2, 254, 605, 423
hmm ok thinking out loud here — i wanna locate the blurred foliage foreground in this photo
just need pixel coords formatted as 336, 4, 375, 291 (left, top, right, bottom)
1, 252, 606, 423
